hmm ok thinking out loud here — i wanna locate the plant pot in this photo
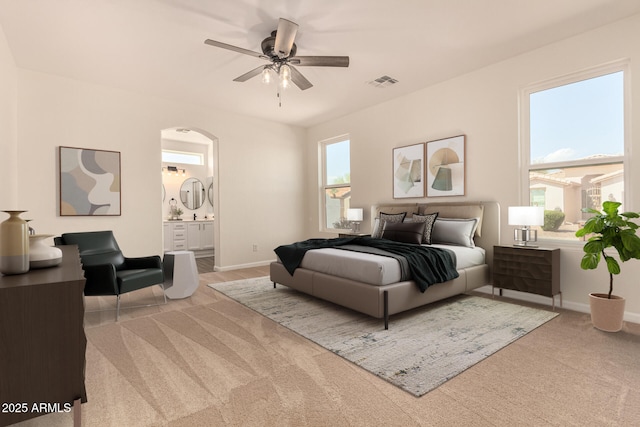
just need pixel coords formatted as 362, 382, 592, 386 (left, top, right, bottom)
589, 293, 625, 332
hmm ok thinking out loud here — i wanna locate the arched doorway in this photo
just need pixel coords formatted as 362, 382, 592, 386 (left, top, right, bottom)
161, 127, 219, 272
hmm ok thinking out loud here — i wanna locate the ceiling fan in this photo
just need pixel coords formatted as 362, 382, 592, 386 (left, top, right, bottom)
204, 18, 349, 91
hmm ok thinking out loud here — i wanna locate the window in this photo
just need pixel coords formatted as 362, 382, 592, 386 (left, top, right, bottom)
522, 62, 627, 242
162, 149, 204, 165
321, 136, 351, 231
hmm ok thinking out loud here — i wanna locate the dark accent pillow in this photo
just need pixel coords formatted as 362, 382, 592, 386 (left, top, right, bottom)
382, 221, 427, 244
410, 212, 439, 244
372, 212, 407, 238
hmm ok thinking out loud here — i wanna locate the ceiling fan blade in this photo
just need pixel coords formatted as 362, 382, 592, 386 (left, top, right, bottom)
204, 39, 269, 60
289, 56, 349, 67
232, 65, 267, 82
274, 18, 298, 58
289, 66, 313, 91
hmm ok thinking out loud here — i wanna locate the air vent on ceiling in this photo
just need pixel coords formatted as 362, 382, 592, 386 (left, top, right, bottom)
367, 75, 399, 88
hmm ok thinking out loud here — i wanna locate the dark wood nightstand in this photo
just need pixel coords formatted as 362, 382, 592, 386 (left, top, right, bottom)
492, 245, 561, 309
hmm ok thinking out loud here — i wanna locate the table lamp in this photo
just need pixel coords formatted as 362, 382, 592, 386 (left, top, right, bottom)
508, 206, 544, 247
347, 208, 364, 233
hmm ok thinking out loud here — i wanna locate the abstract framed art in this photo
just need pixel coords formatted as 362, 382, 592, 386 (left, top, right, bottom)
393, 143, 425, 198
426, 135, 465, 197
59, 146, 122, 216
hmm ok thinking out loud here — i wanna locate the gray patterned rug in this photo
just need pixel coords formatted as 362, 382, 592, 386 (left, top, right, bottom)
209, 277, 558, 397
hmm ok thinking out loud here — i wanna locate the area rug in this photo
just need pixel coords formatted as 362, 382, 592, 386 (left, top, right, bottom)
209, 276, 559, 397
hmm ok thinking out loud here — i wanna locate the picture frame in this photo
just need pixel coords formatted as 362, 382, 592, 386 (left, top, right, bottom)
393, 143, 425, 198
426, 135, 465, 197
59, 146, 121, 216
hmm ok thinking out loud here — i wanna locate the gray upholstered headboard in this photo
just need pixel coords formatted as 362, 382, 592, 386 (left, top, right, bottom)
370, 201, 501, 270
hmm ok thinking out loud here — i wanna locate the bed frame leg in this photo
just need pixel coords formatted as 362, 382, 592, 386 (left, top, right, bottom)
273, 282, 276, 289
383, 290, 389, 330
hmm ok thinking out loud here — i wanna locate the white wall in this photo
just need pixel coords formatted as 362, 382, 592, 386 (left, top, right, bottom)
0, 25, 17, 208
15, 69, 306, 269
306, 14, 640, 320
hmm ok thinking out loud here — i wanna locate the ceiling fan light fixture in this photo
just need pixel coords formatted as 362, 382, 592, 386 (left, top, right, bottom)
279, 64, 292, 89
261, 66, 272, 84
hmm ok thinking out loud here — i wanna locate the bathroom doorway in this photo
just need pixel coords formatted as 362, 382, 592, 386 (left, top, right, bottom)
161, 127, 219, 273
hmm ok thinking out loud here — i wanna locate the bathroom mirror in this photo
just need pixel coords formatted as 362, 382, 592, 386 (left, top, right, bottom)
180, 178, 205, 210
207, 183, 214, 207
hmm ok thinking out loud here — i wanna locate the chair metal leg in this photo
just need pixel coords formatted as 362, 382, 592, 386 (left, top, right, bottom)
160, 283, 167, 304
116, 295, 121, 321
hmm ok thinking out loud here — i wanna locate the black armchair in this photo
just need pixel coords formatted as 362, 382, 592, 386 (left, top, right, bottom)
56, 231, 166, 320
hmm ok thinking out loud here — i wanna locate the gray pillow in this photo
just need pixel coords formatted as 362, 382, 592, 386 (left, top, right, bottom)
372, 212, 407, 238
431, 218, 479, 247
382, 221, 427, 244
410, 212, 439, 244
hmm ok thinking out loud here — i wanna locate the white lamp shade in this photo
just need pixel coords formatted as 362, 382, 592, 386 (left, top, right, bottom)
347, 208, 363, 221
508, 206, 544, 226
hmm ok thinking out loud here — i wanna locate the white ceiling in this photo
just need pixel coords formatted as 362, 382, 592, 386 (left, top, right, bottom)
2, 0, 640, 128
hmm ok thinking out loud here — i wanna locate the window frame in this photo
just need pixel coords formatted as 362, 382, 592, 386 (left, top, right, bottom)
519, 60, 631, 244
319, 135, 351, 233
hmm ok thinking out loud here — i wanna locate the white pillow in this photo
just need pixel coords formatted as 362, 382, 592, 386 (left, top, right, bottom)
431, 218, 479, 247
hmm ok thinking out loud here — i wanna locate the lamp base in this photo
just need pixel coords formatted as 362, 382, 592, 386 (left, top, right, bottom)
513, 241, 539, 248
513, 227, 538, 247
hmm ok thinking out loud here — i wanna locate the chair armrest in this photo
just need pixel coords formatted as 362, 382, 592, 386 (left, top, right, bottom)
82, 264, 119, 295
124, 255, 163, 270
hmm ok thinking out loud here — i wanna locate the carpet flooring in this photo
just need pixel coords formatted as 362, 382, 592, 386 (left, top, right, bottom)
210, 277, 558, 396
15, 265, 640, 426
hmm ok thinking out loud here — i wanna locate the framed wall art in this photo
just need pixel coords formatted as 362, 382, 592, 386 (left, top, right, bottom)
59, 146, 121, 216
393, 143, 425, 198
426, 135, 465, 197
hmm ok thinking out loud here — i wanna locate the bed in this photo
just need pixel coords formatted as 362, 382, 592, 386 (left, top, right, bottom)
270, 201, 500, 329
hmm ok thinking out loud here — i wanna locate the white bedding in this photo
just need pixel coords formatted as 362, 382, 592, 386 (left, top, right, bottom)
291, 244, 486, 287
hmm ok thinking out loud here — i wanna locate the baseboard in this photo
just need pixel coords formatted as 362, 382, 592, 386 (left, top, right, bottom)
474, 285, 640, 324
214, 259, 273, 272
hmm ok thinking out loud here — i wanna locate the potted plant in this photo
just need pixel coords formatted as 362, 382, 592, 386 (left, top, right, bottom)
575, 201, 640, 332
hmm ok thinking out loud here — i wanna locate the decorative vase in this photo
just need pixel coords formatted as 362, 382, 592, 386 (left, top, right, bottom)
589, 292, 626, 332
0, 210, 30, 275
29, 234, 63, 269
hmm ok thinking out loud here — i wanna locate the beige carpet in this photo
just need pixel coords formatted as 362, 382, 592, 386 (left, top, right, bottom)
209, 277, 558, 396
16, 273, 640, 426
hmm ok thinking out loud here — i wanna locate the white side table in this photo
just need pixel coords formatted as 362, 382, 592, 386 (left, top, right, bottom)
163, 251, 199, 299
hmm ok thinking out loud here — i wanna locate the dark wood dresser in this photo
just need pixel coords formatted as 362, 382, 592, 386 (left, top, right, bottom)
0, 245, 87, 426
492, 245, 561, 309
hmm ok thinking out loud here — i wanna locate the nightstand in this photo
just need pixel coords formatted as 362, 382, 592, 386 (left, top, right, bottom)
492, 245, 561, 309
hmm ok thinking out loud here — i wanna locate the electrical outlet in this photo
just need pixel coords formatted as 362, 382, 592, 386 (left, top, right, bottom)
252, 244, 258, 252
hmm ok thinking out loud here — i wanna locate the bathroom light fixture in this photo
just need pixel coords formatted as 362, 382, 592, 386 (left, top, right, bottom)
162, 166, 186, 176
508, 206, 544, 247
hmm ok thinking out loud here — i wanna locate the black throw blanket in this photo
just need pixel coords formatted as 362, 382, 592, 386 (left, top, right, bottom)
274, 236, 459, 293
